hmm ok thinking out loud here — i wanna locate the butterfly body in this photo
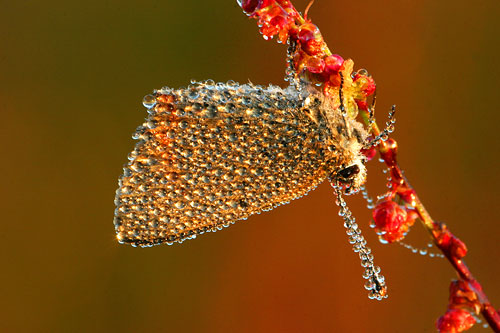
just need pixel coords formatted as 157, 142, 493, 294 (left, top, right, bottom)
114, 81, 367, 247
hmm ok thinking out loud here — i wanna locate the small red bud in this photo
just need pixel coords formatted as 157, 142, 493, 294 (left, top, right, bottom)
450, 237, 468, 259
322, 81, 337, 97
436, 309, 476, 333
448, 280, 480, 313
239, 0, 259, 13
380, 138, 398, 165
354, 75, 376, 96
436, 227, 468, 259
361, 146, 377, 161
372, 200, 408, 243
355, 100, 368, 111
328, 72, 341, 86
298, 23, 323, 56
305, 56, 325, 73
324, 54, 344, 73
269, 14, 286, 29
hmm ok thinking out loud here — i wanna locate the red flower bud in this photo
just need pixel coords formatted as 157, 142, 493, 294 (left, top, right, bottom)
436, 229, 468, 259
450, 237, 468, 259
305, 56, 325, 73
436, 309, 476, 333
380, 138, 398, 165
322, 81, 335, 97
361, 146, 377, 161
298, 23, 323, 56
354, 75, 376, 96
324, 54, 344, 74
238, 0, 259, 13
372, 200, 408, 243
448, 280, 481, 313
373, 201, 406, 230
355, 100, 368, 111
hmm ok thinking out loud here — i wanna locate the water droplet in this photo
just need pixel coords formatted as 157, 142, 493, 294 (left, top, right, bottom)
205, 79, 215, 87
174, 201, 185, 209
188, 89, 199, 100
379, 237, 388, 244
142, 94, 156, 108
202, 105, 217, 118
364, 280, 375, 290
357, 68, 369, 76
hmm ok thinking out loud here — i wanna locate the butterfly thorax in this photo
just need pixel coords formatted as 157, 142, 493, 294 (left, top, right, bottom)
300, 86, 368, 191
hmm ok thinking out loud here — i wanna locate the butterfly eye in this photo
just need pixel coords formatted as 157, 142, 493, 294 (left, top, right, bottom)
338, 164, 360, 181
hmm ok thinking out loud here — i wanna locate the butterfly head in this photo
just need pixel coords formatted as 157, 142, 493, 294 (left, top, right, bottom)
336, 160, 367, 194
327, 131, 368, 195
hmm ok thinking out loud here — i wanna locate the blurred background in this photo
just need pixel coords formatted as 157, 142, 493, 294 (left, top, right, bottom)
1, 0, 499, 332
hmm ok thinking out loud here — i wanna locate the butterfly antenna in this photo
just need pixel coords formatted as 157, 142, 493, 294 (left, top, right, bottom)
285, 39, 300, 90
338, 71, 350, 135
364, 105, 396, 149
368, 89, 377, 127
334, 184, 388, 300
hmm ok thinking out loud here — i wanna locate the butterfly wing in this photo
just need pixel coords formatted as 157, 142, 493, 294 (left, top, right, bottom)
114, 82, 330, 247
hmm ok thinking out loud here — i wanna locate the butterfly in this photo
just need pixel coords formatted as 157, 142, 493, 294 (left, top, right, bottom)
114, 79, 369, 247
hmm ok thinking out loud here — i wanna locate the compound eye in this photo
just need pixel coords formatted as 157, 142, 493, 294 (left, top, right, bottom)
338, 164, 360, 180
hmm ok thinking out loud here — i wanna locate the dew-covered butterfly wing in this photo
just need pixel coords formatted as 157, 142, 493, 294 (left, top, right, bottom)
114, 81, 364, 247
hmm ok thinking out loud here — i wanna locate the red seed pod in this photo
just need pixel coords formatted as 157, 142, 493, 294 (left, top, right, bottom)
353, 74, 376, 96
436, 309, 476, 333
238, 0, 259, 13
380, 138, 398, 165
448, 280, 481, 313
356, 99, 368, 111
450, 236, 468, 259
260, 14, 287, 38
361, 146, 377, 161
372, 200, 412, 243
328, 72, 341, 87
305, 56, 325, 73
324, 54, 344, 74
436, 228, 468, 259
298, 23, 323, 56
322, 80, 340, 98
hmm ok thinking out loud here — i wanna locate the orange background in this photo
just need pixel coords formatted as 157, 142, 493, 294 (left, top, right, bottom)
1, 0, 499, 332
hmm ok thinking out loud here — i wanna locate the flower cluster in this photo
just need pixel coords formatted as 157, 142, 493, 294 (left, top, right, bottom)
239, 0, 298, 43
238, 0, 375, 118
372, 200, 417, 243
436, 280, 480, 332
370, 139, 418, 243
436, 309, 476, 333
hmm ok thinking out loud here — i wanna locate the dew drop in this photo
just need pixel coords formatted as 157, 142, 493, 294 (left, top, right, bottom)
142, 94, 157, 109
357, 68, 369, 76
174, 201, 185, 209
188, 89, 199, 100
